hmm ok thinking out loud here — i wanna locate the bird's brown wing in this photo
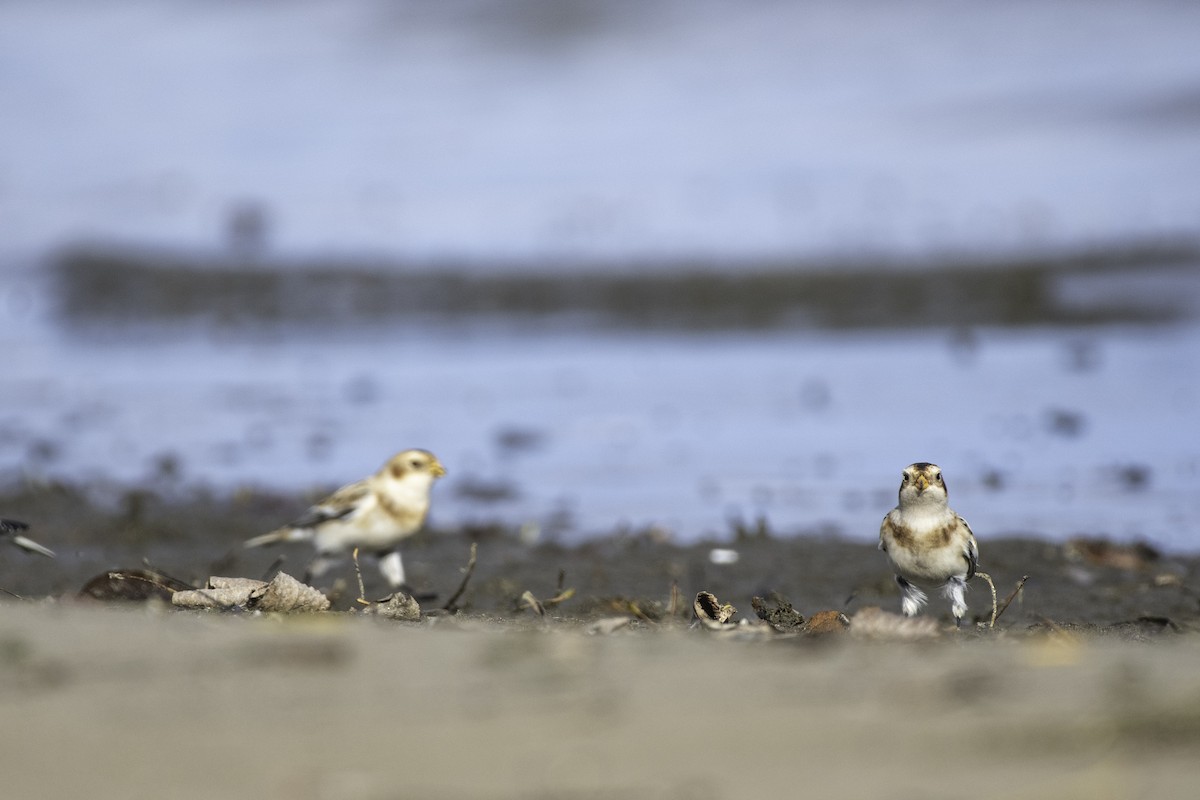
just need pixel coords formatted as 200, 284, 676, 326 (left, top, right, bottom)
958, 515, 979, 580
289, 480, 370, 529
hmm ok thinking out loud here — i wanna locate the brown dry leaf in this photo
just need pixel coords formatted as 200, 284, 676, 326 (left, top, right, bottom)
172, 573, 329, 613
207, 577, 267, 592
693, 591, 737, 630
248, 572, 331, 613
172, 580, 261, 609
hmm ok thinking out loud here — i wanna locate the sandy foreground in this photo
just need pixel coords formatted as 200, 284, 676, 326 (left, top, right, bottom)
1, 600, 1199, 800
2, 487, 1200, 799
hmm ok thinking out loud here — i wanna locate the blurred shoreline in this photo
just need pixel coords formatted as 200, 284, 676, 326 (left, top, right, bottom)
51, 238, 1200, 332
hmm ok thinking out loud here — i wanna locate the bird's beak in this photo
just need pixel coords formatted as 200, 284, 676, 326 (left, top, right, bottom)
914, 474, 929, 492
431, 460, 447, 478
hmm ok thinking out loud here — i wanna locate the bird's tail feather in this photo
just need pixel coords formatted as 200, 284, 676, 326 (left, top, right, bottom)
11, 535, 55, 558
244, 527, 314, 549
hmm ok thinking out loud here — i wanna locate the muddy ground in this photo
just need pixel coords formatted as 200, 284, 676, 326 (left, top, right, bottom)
2, 482, 1198, 630
2, 483, 1200, 799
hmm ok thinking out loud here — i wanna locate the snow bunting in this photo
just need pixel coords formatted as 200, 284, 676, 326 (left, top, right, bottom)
244, 449, 446, 590
1, 519, 55, 558
878, 463, 978, 626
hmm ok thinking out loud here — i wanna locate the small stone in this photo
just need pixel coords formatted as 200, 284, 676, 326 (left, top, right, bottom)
362, 591, 421, 621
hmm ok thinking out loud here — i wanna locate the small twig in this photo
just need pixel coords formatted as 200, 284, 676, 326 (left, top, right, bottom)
994, 575, 1029, 625
119, 571, 188, 596
626, 599, 656, 623
441, 542, 478, 612
140, 558, 199, 591
352, 548, 369, 606
974, 571, 999, 628
543, 587, 575, 606
556, 568, 566, 593
0, 586, 24, 600
520, 590, 546, 617
260, 555, 286, 583
668, 581, 682, 617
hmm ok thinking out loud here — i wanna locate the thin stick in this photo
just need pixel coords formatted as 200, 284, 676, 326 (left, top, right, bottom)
352, 547, 369, 606
974, 571, 999, 628
994, 575, 1029, 625
260, 555, 286, 583
140, 558, 199, 591
543, 587, 575, 606
0, 586, 23, 599
441, 542, 478, 612
520, 589, 546, 617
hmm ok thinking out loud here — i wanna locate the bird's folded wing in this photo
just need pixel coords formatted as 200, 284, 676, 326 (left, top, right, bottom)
288, 480, 370, 529
958, 515, 978, 580
245, 481, 372, 548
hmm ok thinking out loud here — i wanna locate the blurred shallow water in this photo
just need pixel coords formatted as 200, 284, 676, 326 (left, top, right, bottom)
3, 267, 1198, 551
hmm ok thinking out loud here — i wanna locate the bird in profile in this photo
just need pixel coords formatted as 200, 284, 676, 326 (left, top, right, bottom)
1, 519, 56, 558
244, 449, 446, 591
878, 462, 978, 626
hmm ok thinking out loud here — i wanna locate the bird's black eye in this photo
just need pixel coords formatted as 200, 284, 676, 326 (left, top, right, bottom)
901, 473, 909, 483
935, 473, 943, 483
411, 459, 422, 469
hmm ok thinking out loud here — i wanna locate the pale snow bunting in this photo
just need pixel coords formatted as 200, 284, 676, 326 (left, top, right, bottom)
245, 449, 446, 590
878, 462, 978, 626
1, 518, 55, 558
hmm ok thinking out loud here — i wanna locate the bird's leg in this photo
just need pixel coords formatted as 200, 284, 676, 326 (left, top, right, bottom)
378, 549, 407, 592
352, 548, 369, 605
896, 576, 927, 617
943, 577, 968, 627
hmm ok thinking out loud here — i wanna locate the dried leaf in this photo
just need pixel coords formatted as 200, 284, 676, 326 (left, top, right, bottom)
207, 576, 266, 592
248, 572, 331, 613
693, 591, 737, 630
171, 573, 329, 613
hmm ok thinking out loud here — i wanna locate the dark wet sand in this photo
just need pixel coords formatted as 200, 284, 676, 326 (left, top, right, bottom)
2, 486, 1199, 799
3, 483, 1198, 629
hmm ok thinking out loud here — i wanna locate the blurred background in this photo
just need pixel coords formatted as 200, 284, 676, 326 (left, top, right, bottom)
2, 0, 1198, 549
